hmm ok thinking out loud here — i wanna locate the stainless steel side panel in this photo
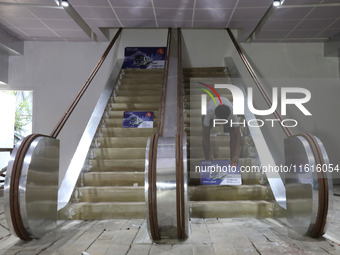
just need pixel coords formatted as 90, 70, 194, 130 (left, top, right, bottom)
4, 139, 23, 236
4, 136, 59, 239
145, 136, 189, 240
57, 59, 122, 210
285, 135, 318, 235
156, 137, 177, 239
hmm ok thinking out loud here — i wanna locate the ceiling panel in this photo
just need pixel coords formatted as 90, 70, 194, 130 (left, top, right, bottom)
0, 0, 338, 42
283, 0, 322, 4
155, 8, 193, 20
237, 0, 273, 8
114, 7, 155, 20
7, 18, 46, 29
158, 19, 192, 28
296, 19, 335, 30
196, 0, 238, 9
74, 6, 115, 19
288, 29, 324, 38
153, 0, 194, 9
108, 0, 152, 8
0, 6, 34, 18
231, 7, 268, 20
306, 6, 340, 19
194, 9, 233, 21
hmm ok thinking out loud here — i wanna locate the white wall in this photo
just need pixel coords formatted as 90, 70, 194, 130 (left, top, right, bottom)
8, 40, 120, 184
182, 29, 232, 68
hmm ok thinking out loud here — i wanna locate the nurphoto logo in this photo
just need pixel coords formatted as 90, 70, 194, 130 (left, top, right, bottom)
198, 83, 312, 128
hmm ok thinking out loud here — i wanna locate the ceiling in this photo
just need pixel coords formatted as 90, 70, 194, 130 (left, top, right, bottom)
0, 0, 339, 42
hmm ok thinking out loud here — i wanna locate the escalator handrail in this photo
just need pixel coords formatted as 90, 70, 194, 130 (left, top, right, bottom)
176, 28, 186, 240
177, 28, 184, 134
158, 28, 172, 136
226, 28, 292, 137
0, 148, 13, 152
50, 28, 123, 138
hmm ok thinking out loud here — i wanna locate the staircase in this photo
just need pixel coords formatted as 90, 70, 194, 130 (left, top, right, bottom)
62, 67, 283, 220
183, 67, 282, 218
64, 69, 163, 219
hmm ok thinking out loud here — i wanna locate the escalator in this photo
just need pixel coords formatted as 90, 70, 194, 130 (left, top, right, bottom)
3, 27, 333, 243
183, 67, 281, 218
64, 69, 163, 219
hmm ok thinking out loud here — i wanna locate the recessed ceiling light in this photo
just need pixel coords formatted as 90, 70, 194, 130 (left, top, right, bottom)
273, 0, 281, 7
61, 0, 69, 7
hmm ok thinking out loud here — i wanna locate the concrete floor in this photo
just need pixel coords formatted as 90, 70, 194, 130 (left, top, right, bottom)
0, 196, 339, 255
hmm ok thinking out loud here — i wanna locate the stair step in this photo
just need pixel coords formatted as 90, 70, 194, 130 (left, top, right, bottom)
187, 135, 254, 147
189, 146, 257, 159
69, 202, 145, 219
122, 73, 163, 79
123, 69, 164, 74
116, 90, 162, 97
77, 186, 144, 202
114, 96, 161, 103
68, 200, 274, 220
93, 137, 149, 148
184, 88, 232, 94
184, 94, 233, 102
185, 127, 249, 137
102, 118, 158, 128
83, 172, 144, 186
89, 148, 147, 159
110, 103, 159, 111
183, 67, 226, 73
99, 127, 156, 137
189, 185, 268, 201
77, 185, 268, 203
183, 72, 227, 78
119, 78, 163, 85
87, 159, 145, 172
190, 200, 274, 218
118, 83, 162, 90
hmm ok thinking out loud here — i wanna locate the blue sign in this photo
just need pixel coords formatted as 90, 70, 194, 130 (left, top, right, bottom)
122, 47, 166, 69
200, 160, 242, 185
123, 111, 154, 128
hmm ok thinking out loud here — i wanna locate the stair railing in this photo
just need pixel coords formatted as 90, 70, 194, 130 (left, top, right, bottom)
226, 28, 332, 238
4, 28, 123, 241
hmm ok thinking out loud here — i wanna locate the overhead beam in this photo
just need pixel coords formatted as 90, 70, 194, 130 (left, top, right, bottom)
0, 27, 23, 55
58, 1, 98, 41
